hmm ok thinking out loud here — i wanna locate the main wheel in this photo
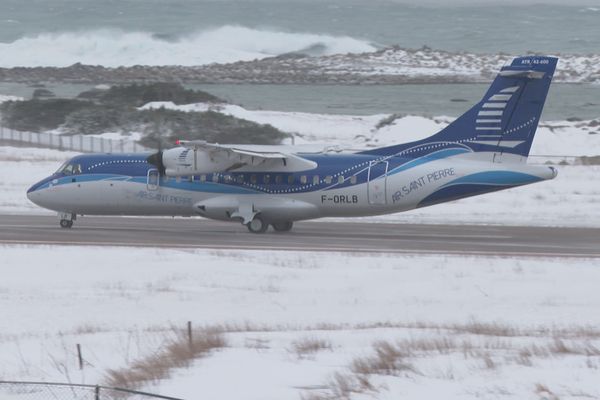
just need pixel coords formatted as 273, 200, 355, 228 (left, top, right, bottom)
60, 219, 73, 229
272, 221, 293, 232
246, 215, 269, 234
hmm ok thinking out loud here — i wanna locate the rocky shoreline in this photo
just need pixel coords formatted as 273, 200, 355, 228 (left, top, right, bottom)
0, 47, 598, 85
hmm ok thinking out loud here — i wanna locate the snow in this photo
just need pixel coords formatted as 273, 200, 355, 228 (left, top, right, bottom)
1, 246, 599, 399
2, 103, 600, 398
0, 94, 22, 103
88, 130, 143, 142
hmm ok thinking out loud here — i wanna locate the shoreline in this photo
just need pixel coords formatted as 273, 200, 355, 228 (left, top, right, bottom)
0, 47, 598, 85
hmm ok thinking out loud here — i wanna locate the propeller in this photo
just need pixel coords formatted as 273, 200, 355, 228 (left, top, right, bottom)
146, 150, 165, 175
145, 112, 171, 176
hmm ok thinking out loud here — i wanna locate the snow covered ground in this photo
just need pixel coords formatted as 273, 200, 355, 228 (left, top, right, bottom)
1, 246, 599, 399
1, 104, 599, 399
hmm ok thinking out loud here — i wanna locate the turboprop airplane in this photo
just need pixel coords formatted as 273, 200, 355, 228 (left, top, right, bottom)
27, 56, 558, 233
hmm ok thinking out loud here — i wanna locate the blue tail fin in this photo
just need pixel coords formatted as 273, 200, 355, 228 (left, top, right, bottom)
363, 56, 557, 162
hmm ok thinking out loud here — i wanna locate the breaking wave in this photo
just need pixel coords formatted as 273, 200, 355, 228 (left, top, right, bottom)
0, 26, 377, 68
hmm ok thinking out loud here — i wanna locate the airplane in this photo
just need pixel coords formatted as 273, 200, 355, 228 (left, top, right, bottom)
27, 55, 558, 233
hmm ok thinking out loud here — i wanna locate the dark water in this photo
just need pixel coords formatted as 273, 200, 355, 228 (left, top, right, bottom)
190, 83, 600, 120
0, 0, 599, 54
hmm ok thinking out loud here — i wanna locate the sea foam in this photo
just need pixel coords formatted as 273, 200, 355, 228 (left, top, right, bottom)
0, 26, 376, 68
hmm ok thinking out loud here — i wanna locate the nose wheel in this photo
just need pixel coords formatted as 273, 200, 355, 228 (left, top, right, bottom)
60, 219, 73, 229
58, 212, 76, 229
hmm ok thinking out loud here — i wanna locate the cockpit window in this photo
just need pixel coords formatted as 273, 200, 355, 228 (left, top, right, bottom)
57, 162, 82, 175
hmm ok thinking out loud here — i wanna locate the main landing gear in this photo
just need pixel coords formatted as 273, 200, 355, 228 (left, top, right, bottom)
272, 221, 293, 232
58, 212, 76, 229
245, 215, 293, 234
246, 215, 268, 234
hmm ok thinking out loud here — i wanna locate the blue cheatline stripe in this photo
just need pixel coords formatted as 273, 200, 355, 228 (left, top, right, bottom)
41, 174, 263, 195
387, 148, 471, 176
128, 177, 262, 194
417, 183, 508, 208
439, 170, 542, 189
417, 170, 542, 208
35, 174, 130, 190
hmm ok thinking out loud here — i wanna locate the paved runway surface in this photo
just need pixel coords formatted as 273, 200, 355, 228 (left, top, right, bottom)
1, 215, 599, 258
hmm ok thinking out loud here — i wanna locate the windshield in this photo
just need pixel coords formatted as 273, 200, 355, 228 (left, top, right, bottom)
56, 161, 82, 175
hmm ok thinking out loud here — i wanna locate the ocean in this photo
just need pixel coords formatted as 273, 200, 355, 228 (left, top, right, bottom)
0, 0, 599, 118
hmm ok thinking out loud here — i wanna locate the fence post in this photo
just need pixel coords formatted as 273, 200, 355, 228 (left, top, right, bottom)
187, 321, 192, 349
95, 385, 100, 400
80, 135, 83, 152
77, 344, 83, 370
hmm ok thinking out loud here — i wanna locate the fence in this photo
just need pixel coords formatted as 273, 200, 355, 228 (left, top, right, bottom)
0, 126, 150, 153
0, 381, 184, 400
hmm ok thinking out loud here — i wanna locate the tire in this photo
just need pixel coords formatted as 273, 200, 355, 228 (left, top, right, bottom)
272, 221, 293, 232
246, 215, 269, 234
60, 219, 73, 229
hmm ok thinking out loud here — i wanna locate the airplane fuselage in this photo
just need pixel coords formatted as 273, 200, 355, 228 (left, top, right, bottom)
27, 149, 557, 224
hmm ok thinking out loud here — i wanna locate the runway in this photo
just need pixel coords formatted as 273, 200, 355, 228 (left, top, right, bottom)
0, 214, 598, 258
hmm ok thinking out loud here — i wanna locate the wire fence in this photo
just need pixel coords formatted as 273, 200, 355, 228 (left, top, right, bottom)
0, 381, 184, 400
0, 125, 149, 153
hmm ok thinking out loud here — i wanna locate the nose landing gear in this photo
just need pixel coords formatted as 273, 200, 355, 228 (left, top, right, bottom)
58, 212, 76, 229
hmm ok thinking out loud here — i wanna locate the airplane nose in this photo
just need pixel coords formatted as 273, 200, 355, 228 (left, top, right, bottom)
26, 176, 52, 205
27, 183, 40, 205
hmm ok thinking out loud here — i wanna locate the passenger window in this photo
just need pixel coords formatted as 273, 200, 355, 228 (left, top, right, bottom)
300, 175, 307, 184
312, 175, 320, 185
250, 175, 257, 184
338, 176, 344, 184
188, 176, 193, 182
288, 175, 294, 185
212, 173, 219, 182
176, 176, 181, 183
324, 176, 333, 184
263, 174, 271, 184
236, 175, 244, 184
275, 175, 283, 184
200, 174, 206, 182
350, 176, 357, 185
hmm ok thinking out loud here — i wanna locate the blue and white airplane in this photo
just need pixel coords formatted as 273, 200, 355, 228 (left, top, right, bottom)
28, 56, 558, 233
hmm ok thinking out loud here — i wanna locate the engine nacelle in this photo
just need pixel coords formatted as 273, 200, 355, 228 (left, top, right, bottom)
162, 147, 231, 176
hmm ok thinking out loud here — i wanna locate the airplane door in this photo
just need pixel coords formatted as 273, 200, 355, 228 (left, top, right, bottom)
147, 169, 159, 191
368, 161, 388, 205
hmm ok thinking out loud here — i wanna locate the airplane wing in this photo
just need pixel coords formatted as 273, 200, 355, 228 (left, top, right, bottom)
162, 140, 318, 175
178, 140, 288, 162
